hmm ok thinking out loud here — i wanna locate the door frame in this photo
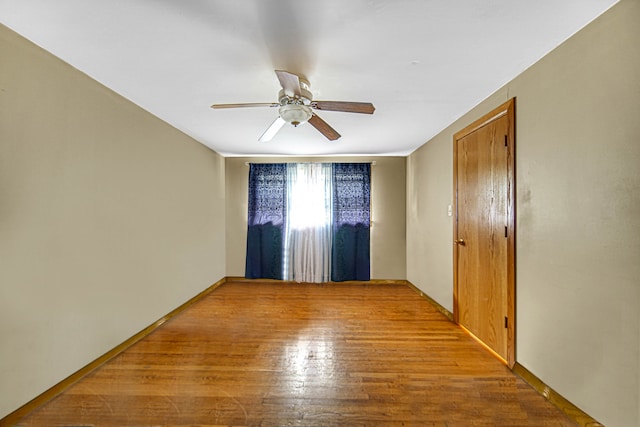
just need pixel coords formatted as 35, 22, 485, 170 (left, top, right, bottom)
453, 98, 516, 367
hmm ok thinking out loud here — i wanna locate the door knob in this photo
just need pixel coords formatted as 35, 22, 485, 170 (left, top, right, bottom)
455, 239, 466, 246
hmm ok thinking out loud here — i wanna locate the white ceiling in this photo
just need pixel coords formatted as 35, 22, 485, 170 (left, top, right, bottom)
1, 0, 618, 157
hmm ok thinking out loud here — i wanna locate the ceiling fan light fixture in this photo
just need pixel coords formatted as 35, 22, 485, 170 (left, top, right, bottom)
279, 104, 312, 127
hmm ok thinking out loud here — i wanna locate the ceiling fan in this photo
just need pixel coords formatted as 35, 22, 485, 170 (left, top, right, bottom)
211, 70, 375, 142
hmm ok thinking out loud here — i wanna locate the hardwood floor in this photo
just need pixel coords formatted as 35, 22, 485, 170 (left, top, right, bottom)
15, 280, 575, 426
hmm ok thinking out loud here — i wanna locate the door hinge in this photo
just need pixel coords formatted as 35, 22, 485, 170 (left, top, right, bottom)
505, 226, 508, 238
504, 135, 508, 147
505, 316, 508, 328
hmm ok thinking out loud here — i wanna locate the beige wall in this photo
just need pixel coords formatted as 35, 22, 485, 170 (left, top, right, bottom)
0, 25, 226, 418
407, 1, 640, 426
226, 157, 406, 280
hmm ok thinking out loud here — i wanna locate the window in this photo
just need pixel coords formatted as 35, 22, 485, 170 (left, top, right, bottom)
245, 163, 370, 283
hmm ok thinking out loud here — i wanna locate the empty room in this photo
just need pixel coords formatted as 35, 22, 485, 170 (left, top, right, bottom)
1, 1, 638, 426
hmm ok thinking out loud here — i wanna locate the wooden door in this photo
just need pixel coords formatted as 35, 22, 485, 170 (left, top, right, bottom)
453, 99, 515, 367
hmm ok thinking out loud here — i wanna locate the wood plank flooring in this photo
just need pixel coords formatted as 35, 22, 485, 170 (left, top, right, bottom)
15, 280, 575, 426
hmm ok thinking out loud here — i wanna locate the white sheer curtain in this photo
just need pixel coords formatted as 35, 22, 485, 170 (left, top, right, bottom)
283, 163, 332, 283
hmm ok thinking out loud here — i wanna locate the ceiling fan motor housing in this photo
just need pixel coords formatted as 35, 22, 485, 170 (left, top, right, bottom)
278, 87, 313, 106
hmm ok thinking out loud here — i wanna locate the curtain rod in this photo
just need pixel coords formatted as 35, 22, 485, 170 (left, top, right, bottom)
244, 161, 376, 166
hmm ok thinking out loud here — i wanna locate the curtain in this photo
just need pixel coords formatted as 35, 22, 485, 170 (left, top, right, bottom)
245, 162, 370, 283
245, 163, 286, 279
284, 163, 333, 283
331, 163, 371, 281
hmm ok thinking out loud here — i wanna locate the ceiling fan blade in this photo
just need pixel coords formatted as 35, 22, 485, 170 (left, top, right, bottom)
211, 102, 278, 109
259, 117, 286, 142
312, 101, 375, 114
275, 70, 301, 98
308, 114, 341, 141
